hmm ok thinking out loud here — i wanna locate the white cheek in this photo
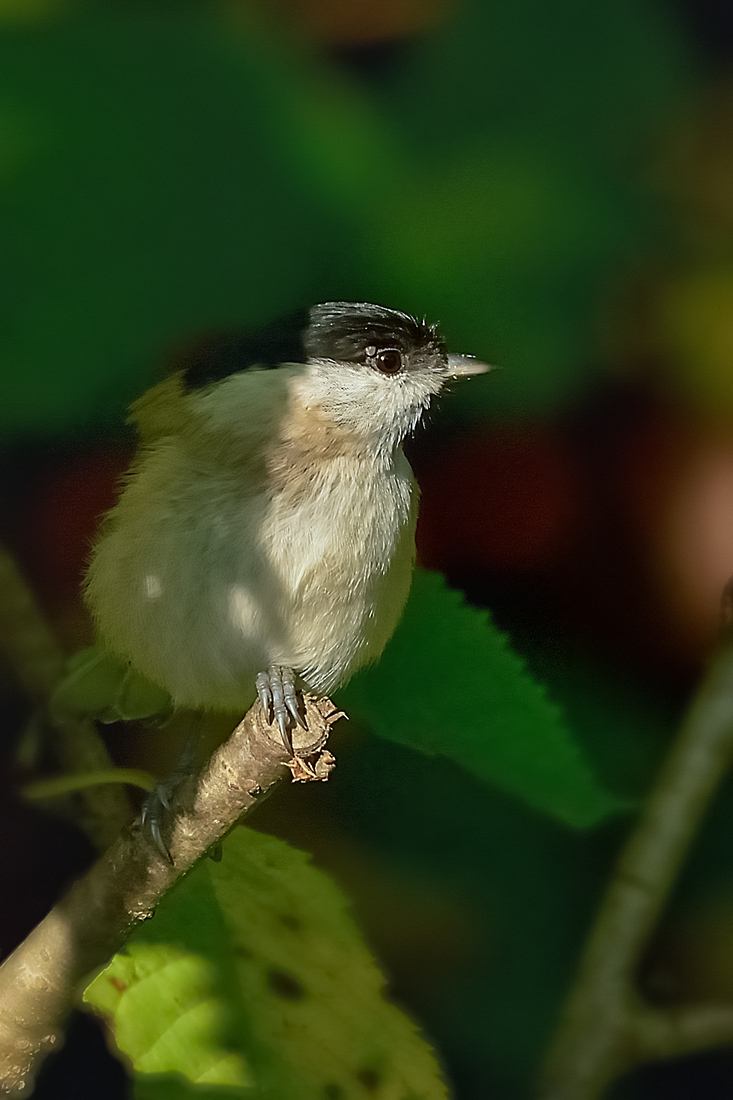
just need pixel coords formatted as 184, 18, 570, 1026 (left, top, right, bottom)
301, 361, 442, 443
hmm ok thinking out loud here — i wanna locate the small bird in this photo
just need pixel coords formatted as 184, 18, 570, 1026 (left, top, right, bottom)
59, 303, 488, 758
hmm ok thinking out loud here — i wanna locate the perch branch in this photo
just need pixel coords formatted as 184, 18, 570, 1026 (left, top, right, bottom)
0, 693, 340, 1096
0, 544, 131, 848
537, 637, 733, 1100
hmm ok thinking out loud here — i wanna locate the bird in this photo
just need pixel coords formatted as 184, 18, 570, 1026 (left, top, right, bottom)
56, 302, 488, 767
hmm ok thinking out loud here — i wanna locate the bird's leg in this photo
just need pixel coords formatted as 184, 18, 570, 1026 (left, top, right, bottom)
255, 665, 307, 755
141, 719, 201, 864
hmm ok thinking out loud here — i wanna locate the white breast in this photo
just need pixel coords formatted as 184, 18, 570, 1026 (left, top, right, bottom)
85, 440, 417, 712
259, 448, 417, 693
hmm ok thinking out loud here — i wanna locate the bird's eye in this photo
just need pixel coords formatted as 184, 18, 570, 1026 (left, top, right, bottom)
370, 348, 403, 375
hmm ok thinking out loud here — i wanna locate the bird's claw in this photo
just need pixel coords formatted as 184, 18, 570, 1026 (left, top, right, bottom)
141, 782, 176, 864
255, 665, 306, 755
139, 734, 198, 864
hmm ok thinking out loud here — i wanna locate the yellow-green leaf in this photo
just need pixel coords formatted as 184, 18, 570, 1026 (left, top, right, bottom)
84, 827, 447, 1099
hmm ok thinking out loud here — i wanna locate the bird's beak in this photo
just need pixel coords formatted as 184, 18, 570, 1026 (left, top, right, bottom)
447, 354, 493, 378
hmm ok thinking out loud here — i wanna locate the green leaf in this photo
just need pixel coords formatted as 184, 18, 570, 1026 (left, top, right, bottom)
84, 827, 448, 1100
340, 570, 626, 827
50, 645, 171, 722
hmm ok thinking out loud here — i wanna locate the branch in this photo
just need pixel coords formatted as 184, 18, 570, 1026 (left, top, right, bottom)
632, 1004, 733, 1063
0, 544, 131, 848
0, 694, 340, 1096
537, 638, 733, 1100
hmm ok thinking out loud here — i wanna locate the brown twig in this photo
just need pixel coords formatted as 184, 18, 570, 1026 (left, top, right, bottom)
0, 545, 131, 848
538, 638, 733, 1100
0, 693, 340, 1095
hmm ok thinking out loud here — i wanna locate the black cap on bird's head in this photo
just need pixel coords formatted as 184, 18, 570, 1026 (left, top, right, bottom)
179, 301, 490, 453
304, 302, 445, 366
182, 301, 488, 388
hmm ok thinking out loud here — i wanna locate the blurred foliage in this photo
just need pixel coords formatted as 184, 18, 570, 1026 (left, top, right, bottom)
84, 826, 447, 1100
654, 267, 733, 412
0, 0, 692, 438
362, 0, 693, 416
0, 3, 359, 435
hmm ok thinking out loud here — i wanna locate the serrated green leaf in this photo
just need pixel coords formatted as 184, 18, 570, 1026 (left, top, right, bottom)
340, 570, 626, 827
84, 827, 448, 1100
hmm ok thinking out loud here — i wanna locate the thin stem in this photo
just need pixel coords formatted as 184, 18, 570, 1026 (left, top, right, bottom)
632, 1004, 733, 1063
538, 639, 733, 1100
23, 768, 156, 801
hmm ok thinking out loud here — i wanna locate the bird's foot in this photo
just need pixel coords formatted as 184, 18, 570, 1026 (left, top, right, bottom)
141, 779, 179, 865
140, 735, 198, 864
255, 665, 307, 755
